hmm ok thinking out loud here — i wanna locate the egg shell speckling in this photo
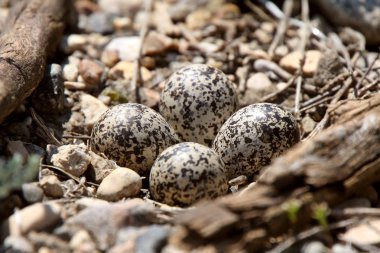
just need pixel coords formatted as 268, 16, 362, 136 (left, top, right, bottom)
149, 142, 228, 206
90, 103, 180, 175
212, 103, 300, 179
159, 64, 238, 147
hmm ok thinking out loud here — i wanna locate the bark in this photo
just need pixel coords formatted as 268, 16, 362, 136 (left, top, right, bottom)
0, 0, 68, 123
169, 94, 380, 253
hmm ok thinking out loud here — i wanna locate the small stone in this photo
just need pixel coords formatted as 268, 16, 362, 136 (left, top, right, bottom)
64, 81, 87, 90
49, 144, 91, 177
22, 182, 44, 203
261, 21, 275, 34
75, 197, 109, 209
274, 45, 289, 61
7, 202, 62, 235
113, 17, 132, 30
79, 59, 105, 86
134, 225, 171, 253
105, 36, 141, 61
109, 61, 152, 81
4, 235, 34, 253
301, 241, 328, 253
301, 116, 317, 134
60, 34, 88, 54
81, 11, 114, 34
100, 50, 119, 67
240, 72, 277, 105
331, 243, 358, 253
65, 199, 151, 250
97, 167, 142, 201
70, 230, 98, 252
143, 31, 177, 55
141, 56, 156, 69
340, 218, 380, 245
185, 8, 212, 30
39, 175, 64, 198
86, 151, 117, 184
279, 50, 322, 76
253, 29, 272, 44
63, 63, 79, 82
137, 87, 161, 108
98, 0, 142, 17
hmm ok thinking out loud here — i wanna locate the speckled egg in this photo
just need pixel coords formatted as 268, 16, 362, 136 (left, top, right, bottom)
212, 103, 300, 179
159, 64, 238, 146
90, 103, 180, 175
149, 142, 228, 206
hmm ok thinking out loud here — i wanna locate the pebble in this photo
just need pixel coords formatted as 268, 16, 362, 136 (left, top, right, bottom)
85, 151, 116, 184
7, 202, 62, 235
3, 235, 34, 253
65, 199, 151, 250
80, 11, 114, 34
101, 50, 119, 67
240, 72, 277, 105
301, 116, 317, 135
340, 218, 380, 245
253, 29, 272, 44
97, 167, 142, 201
331, 243, 358, 253
279, 50, 322, 76
301, 241, 328, 253
98, 0, 143, 18
75, 197, 109, 209
60, 34, 87, 54
70, 229, 98, 252
48, 144, 91, 177
143, 31, 176, 55
274, 45, 289, 61
39, 174, 64, 198
64, 81, 87, 90
186, 8, 212, 30
113, 17, 132, 31
79, 59, 105, 86
134, 225, 171, 253
109, 61, 152, 81
62, 63, 79, 82
22, 182, 44, 203
105, 36, 141, 61
65, 92, 108, 134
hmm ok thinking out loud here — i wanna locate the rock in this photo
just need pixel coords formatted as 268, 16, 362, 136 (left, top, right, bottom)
185, 8, 212, 30
79, 59, 105, 86
60, 34, 88, 54
340, 218, 380, 245
134, 225, 171, 253
105, 36, 141, 61
70, 229, 98, 252
80, 11, 114, 34
168, 0, 208, 21
239, 72, 277, 105
49, 144, 91, 177
65, 199, 154, 250
32, 64, 65, 115
113, 17, 132, 31
331, 243, 358, 253
65, 92, 108, 134
64, 81, 87, 90
86, 151, 116, 184
301, 116, 317, 135
273, 45, 289, 61
22, 182, 44, 203
109, 61, 152, 81
279, 50, 322, 76
98, 0, 142, 18
39, 175, 64, 198
253, 29, 272, 44
312, 49, 343, 87
97, 167, 142, 201
101, 50, 119, 67
3, 235, 34, 253
143, 31, 177, 55
75, 197, 109, 209
301, 241, 328, 253
6, 202, 62, 235
62, 63, 79, 82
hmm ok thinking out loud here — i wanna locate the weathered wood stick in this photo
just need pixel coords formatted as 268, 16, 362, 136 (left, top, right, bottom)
170, 94, 380, 252
0, 0, 68, 123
